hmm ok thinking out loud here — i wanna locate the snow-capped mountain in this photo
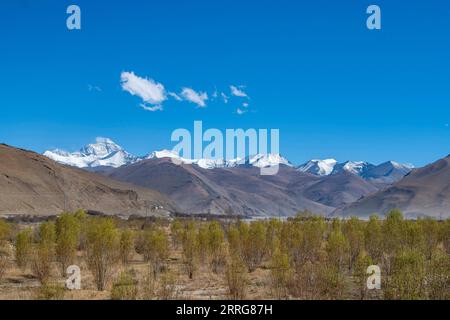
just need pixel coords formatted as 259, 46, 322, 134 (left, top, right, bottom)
298, 158, 413, 184
331, 161, 374, 176
43, 138, 139, 168
297, 159, 338, 176
145, 149, 290, 169
43, 138, 412, 184
44, 138, 291, 170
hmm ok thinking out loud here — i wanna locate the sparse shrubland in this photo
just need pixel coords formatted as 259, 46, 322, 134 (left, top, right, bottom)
0, 210, 447, 300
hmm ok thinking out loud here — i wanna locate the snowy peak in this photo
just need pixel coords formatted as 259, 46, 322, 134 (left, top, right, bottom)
80, 137, 123, 157
145, 151, 291, 169
331, 161, 374, 176
44, 138, 139, 168
297, 159, 337, 176
298, 158, 414, 184
247, 154, 292, 168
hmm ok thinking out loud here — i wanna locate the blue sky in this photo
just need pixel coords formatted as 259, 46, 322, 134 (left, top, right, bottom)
0, 0, 449, 166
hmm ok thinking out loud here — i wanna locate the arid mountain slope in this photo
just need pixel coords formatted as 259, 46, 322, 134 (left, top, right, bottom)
0, 144, 175, 216
107, 158, 380, 217
333, 155, 450, 218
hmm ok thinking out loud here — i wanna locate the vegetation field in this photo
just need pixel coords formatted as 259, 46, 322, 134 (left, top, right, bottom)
0, 210, 448, 300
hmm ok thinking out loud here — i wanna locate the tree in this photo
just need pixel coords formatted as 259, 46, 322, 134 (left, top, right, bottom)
364, 215, 383, 262
382, 210, 405, 274
110, 270, 138, 300
384, 249, 426, 300
32, 222, 56, 284
55, 213, 81, 275
343, 217, 364, 270
119, 229, 135, 265
353, 251, 373, 300
418, 217, 440, 260
15, 228, 33, 270
181, 223, 199, 279
170, 218, 183, 249
141, 227, 169, 278
225, 254, 248, 300
326, 228, 350, 273
270, 247, 293, 300
207, 221, 227, 273
425, 249, 450, 300
0, 219, 11, 242
85, 218, 120, 291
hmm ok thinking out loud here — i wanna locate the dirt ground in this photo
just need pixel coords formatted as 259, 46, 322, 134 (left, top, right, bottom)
0, 246, 273, 300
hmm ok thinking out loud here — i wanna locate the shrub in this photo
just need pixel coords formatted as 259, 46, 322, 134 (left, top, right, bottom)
119, 229, 135, 265
36, 282, 65, 300
181, 224, 199, 279
110, 270, 138, 300
384, 249, 426, 300
225, 255, 248, 300
425, 249, 450, 300
0, 247, 10, 281
364, 215, 383, 262
56, 213, 81, 275
15, 228, 33, 270
353, 251, 373, 300
85, 218, 120, 291
157, 271, 177, 300
31, 222, 56, 284
141, 227, 169, 278
270, 248, 293, 299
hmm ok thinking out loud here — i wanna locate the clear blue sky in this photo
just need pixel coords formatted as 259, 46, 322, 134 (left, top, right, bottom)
0, 0, 449, 166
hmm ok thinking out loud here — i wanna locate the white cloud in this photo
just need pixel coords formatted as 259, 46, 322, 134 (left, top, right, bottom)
88, 84, 102, 92
242, 102, 249, 108
221, 92, 229, 104
140, 104, 163, 112
121, 71, 167, 108
180, 87, 208, 108
230, 85, 248, 98
236, 108, 247, 115
168, 92, 182, 101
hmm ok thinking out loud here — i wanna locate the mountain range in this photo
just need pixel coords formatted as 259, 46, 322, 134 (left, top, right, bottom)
44, 138, 413, 183
38, 138, 418, 217
0, 138, 445, 218
0, 143, 175, 217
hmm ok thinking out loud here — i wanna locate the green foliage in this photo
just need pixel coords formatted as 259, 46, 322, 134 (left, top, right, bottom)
425, 249, 450, 300
270, 247, 293, 299
170, 218, 183, 249
56, 213, 81, 275
343, 217, 364, 270
353, 251, 373, 300
384, 249, 426, 300
119, 229, 135, 264
140, 227, 169, 278
15, 228, 33, 270
207, 221, 227, 273
85, 218, 120, 291
110, 270, 138, 300
364, 215, 383, 262
32, 222, 56, 284
225, 254, 248, 300
0, 219, 11, 242
326, 228, 350, 273
36, 282, 65, 300
181, 223, 199, 279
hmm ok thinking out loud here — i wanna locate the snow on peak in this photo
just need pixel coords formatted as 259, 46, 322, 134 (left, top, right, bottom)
43, 138, 138, 168
297, 159, 337, 176
247, 154, 292, 168
332, 161, 372, 176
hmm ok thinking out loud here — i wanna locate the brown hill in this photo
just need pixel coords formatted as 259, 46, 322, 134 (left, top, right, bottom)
107, 158, 380, 217
0, 144, 175, 216
333, 155, 450, 218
